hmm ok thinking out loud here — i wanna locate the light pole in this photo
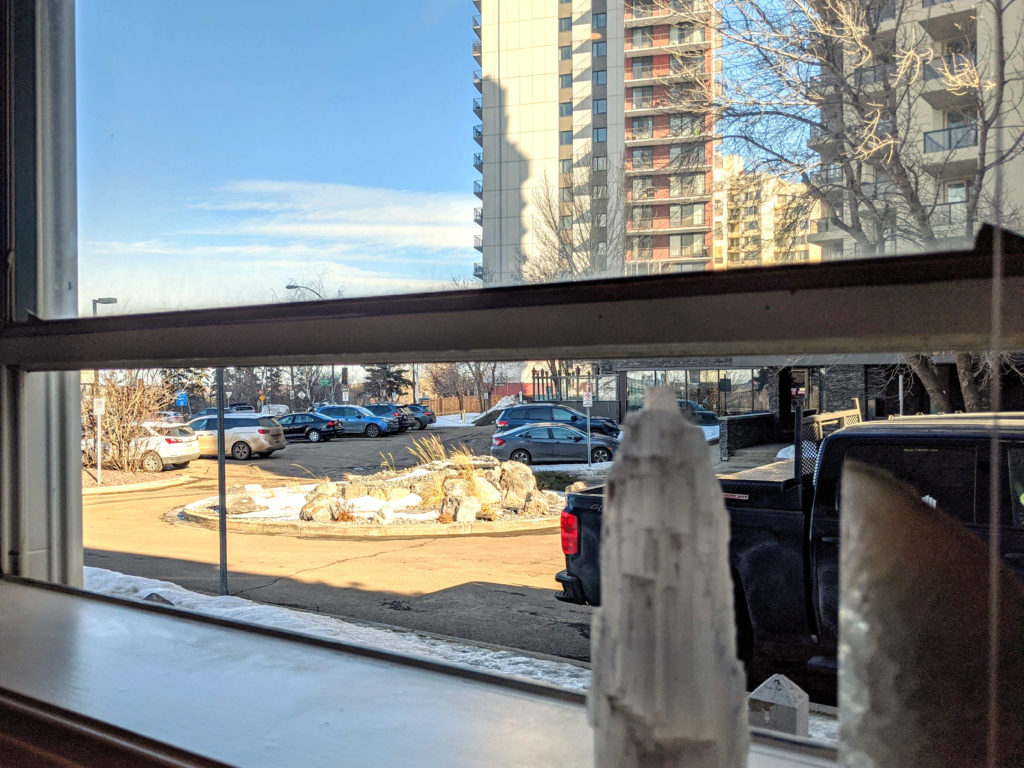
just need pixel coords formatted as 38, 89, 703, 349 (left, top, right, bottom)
91, 297, 117, 391
285, 283, 334, 403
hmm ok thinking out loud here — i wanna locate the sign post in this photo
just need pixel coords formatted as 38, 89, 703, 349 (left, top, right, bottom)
93, 398, 105, 485
583, 391, 594, 468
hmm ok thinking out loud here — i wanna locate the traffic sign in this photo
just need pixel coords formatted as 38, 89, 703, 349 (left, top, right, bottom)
342, 390, 350, 402
583, 391, 594, 409
175, 390, 188, 406
93, 398, 105, 416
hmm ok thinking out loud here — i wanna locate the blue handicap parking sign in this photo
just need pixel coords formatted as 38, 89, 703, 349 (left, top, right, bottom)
175, 391, 188, 406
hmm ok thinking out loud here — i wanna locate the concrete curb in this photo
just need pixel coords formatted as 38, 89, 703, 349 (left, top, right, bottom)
83, 474, 194, 496
177, 505, 561, 539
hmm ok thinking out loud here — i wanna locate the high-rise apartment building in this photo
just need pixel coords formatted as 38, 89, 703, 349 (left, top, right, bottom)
805, 0, 1024, 260
473, 0, 716, 286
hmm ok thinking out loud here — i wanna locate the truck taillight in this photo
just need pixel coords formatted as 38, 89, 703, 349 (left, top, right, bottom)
560, 510, 579, 555
492, 437, 505, 447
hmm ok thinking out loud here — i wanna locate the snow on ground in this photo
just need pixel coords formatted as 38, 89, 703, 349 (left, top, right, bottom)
435, 413, 481, 427
84, 567, 590, 691
84, 567, 837, 744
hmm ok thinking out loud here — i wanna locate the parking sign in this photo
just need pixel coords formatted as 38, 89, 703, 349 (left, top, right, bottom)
583, 391, 593, 409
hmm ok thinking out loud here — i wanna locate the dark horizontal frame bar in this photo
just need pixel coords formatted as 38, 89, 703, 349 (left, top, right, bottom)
1, 227, 1021, 370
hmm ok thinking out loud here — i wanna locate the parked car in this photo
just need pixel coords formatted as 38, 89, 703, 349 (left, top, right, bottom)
315, 405, 393, 437
401, 403, 437, 430
193, 406, 234, 418
228, 402, 255, 412
276, 412, 340, 443
152, 410, 185, 424
678, 399, 718, 426
187, 413, 286, 460
135, 422, 201, 472
494, 404, 620, 438
490, 422, 616, 465
364, 404, 416, 432
260, 403, 290, 417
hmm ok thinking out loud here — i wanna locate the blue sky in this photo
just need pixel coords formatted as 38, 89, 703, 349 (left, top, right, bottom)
76, 0, 479, 314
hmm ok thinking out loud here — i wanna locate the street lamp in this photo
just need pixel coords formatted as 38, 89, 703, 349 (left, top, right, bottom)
285, 284, 334, 403
91, 297, 117, 393
92, 296, 117, 316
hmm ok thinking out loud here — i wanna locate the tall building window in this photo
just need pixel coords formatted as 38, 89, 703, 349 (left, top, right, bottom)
560, 215, 573, 230
593, 185, 608, 199
633, 235, 654, 259
670, 233, 705, 258
559, 101, 573, 117
632, 146, 654, 170
559, 17, 572, 32
632, 27, 653, 49
560, 158, 573, 174
593, 41, 607, 57
560, 130, 573, 145
669, 173, 705, 197
593, 99, 607, 114
593, 127, 607, 142
670, 113, 703, 136
670, 143, 704, 166
593, 155, 608, 171
593, 69, 607, 86
560, 187, 574, 202
597, 212, 608, 227
559, 45, 572, 60
670, 203, 705, 227
632, 56, 654, 80
631, 116, 654, 139
632, 206, 654, 228
559, 73, 573, 89
593, 13, 607, 28
632, 176, 655, 199
670, 25, 704, 45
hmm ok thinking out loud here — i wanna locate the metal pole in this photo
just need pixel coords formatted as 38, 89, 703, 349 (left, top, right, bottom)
216, 367, 228, 595
96, 412, 102, 486
898, 373, 905, 416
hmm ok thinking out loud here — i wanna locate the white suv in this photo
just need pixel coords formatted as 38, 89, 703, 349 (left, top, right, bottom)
136, 422, 201, 472
187, 413, 286, 460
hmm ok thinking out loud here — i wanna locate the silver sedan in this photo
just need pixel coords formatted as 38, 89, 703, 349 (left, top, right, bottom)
489, 422, 617, 465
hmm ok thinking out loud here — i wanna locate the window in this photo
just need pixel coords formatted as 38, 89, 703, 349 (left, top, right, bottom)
592, 155, 608, 171
632, 86, 653, 109
559, 16, 571, 32
593, 127, 607, 142
559, 45, 572, 60
670, 144, 704, 166
632, 27, 653, 49
632, 235, 654, 258
559, 73, 572, 89
592, 41, 607, 57
633, 206, 654, 228
593, 99, 607, 114
597, 212, 608, 227
593, 185, 608, 199
670, 203, 705, 227
560, 158, 573, 174
671, 25, 704, 45
560, 187, 574, 202
631, 116, 654, 138
632, 176, 655, 199
593, 13, 607, 28
596, 241, 607, 256
560, 129, 573, 145
670, 113, 703, 136
670, 233, 705, 258
593, 69, 607, 86
670, 173, 705, 197
559, 101, 573, 117
560, 215, 573, 230
632, 147, 654, 169
632, 56, 654, 80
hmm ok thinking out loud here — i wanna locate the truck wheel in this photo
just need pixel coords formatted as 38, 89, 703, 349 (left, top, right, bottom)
509, 449, 531, 465
365, 424, 381, 438
591, 447, 613, 463
733, 575, 754, 666
141, 452, 163, 473
231, 442, 252, 461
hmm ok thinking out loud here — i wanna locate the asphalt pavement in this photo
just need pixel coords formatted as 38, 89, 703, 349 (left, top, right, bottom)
83, 424, 595, 661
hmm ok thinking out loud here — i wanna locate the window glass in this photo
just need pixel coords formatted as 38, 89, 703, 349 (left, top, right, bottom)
592, 41, 607, 57
550, 427, 579, 440
593, 69, 607, 86
559, 45, 572, 60
592, 155, 608, 171
559, 101, 573, 117
593, 13, 606, 28
558, 16, 571, 32
524, 407, 550, 419
560, 158, 573, 174
559, 73, 572, 89
593, 127, 607, 142
559, 130, 573, 145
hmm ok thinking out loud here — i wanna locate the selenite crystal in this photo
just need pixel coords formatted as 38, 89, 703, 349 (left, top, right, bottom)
589, 387, 749, 768
839, 462, 1024, 767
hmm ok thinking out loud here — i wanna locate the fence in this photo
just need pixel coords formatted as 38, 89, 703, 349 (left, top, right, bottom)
421, 395, 488, 416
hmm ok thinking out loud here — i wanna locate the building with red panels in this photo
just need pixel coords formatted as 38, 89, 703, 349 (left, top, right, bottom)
623, 0, 717, 275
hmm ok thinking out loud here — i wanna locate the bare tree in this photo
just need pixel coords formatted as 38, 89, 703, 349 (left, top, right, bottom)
519, 143, 626, 282
424, 363, 473, 398
83, 370, 174, 472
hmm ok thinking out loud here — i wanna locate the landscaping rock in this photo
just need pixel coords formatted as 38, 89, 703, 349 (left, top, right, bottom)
311, 481, 339, 498
566, 481, 588, 494
521, 490, 554, 518
452, 496, 481, 522
299, 496, 339, 523
471, 476, 503, 506
500, 461, 537, 505
374, 504, 395, 524
341, 482, 365, 500
385, 487, 411, 502
225, 493, 263, 516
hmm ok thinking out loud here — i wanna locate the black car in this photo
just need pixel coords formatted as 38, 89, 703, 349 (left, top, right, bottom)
678, 399, 719, 426
365, 404, 416, 432
401, 404, 436, 430
494, 404, 620, 437
276, 412, 340, 442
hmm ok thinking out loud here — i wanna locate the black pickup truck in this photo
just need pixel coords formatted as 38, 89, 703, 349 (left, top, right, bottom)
556, 414, 1024, 677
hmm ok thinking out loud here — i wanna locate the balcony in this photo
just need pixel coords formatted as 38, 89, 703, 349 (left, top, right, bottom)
473, 69, 482, 92
472, 14, 480, 37
473, 262, 484, 280
473, 151, 482, 171
473, 207, 483, 225
918, 0, 976, 41
922, 53, 976, 108
473, 234, 483, 252
473, 41, 481, 63
625, 0, 712, 26
625, 29, 708, 57
473, 97, 482, 118
930, 200, 972, 228
473, 124, 483, 145
474, 179, 483, 198
923, 124, 977, 153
